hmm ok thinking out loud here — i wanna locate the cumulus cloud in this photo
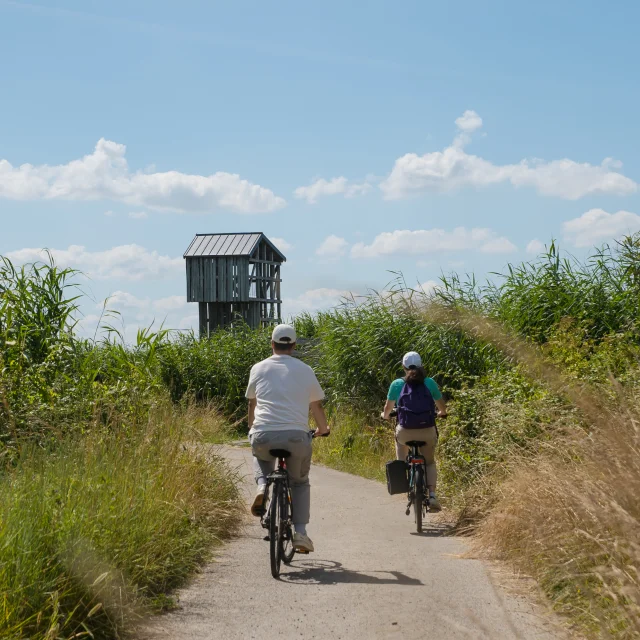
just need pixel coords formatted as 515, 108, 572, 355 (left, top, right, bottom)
379, 112, 637, 200
75, 291, 195, 343
455, 109, 483, 133
6, 244, 183, 281
283, 287, 351, 318
0, 139, 286, 214
294, 176, 372, 204
417, 280, 441, 296
563, 209, 640, 248
526, 239, 545, 254
271, 237, 293, 252
351, 228, 517, 258
316, 235, 349, 258
106, 291, 188, 313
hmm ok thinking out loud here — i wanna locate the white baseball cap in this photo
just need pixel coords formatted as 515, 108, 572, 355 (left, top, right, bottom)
402, 351, 422, 369
272, 323, 297, 344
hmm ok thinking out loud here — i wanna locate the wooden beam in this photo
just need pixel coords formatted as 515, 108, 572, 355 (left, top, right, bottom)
198, 302, 208, 338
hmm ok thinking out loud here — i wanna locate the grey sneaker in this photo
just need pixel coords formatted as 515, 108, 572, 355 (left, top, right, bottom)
251, 485, 266, 517
428, 495, 442, 512
293, 533, 314, 552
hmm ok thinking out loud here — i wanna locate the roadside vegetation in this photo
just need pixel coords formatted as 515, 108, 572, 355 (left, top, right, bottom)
305, 237, 640, 638
161, 236, 640, 638
0, 258, 241, 640
3, 235, 640, 639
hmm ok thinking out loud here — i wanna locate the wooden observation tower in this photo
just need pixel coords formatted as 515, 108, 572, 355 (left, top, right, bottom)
184, 232, 286, 336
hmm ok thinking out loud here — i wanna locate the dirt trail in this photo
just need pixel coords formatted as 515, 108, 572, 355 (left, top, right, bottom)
144, 446, 564, 640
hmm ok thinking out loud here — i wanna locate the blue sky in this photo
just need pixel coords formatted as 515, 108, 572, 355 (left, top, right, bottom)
2, 0, 640, 338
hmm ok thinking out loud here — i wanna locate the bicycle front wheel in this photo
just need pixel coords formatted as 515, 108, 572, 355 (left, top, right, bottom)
269, 483, 282, 578
413, 466, 424, 534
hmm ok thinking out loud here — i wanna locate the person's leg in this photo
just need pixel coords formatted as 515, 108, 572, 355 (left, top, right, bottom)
395, 427, 410, 460
249, 432, 277, 516
250, 432, 277, 484
418, 427, 440, 511
283, 431, 313, 528
418, 427, 438, 492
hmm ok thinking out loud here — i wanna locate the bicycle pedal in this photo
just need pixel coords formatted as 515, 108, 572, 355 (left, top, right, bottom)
405, 509, 411, 516
263, 535, 270, 541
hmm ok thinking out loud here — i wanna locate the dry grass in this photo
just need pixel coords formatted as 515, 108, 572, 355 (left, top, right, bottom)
426, 305, 640, 638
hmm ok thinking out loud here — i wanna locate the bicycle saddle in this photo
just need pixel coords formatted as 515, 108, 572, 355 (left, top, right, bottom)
405, 440, 426, 447
269, 449, 291, 459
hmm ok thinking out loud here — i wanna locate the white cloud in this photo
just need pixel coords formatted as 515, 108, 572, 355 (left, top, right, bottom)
351, 228, 517, 258
294, 176, 372, 204
0, 138, 286, 214
316, 235, 349, 258
379, 112, 637, 200
283, 287, 351, 318
105, 291, 188, 313
271, 237, 293, 252
526, 239, 545, 254
153, 295, 188, 313
418, 280, 440, 295
563, 209, 640, 248
129, 211, 148, 219
75, 291, 195, 343
345, 180, 373, 198
455, 109, 483, 133
6, 244, 183, 281
104, 210, 114, 217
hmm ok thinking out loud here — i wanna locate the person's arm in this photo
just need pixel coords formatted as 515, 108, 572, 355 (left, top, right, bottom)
382, 399, 395, 420
310, 400, 329, 436
248, 398, 257, 428
381, 380, 400, 419
425, 378, 447, 417
307, 368, 328, 436
246, 366, 257, 428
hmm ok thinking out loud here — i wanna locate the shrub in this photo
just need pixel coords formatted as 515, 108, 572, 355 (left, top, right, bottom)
0, 401, 241, 640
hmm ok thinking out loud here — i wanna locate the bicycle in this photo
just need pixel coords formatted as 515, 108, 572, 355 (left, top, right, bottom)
389, 410, 437, 534
259, 431, 329, 578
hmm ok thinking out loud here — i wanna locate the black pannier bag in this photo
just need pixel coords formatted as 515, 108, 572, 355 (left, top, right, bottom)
386, 459, 409, 495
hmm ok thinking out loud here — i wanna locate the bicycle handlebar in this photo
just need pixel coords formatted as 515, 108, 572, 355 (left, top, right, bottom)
311, 430, 330, 438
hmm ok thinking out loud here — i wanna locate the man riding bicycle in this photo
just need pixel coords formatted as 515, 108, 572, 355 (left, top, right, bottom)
246, 323, 329, 553
381, 351, 447, 511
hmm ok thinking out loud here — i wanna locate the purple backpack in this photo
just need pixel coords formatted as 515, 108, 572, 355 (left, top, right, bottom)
397, 379, 436, 429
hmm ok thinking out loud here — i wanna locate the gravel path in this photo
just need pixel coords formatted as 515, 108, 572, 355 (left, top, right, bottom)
144, 446, 564, 640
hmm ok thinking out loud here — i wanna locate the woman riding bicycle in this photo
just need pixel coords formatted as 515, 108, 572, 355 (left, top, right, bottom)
381, 351, 447, 511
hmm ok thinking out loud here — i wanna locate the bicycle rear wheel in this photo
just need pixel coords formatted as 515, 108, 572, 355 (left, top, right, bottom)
413, 465, 424, 534
281, 484, 295, 564
269, 483, 281, 578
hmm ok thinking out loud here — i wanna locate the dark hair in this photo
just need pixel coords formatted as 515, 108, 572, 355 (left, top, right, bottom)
405, 365, 426, 385
273, 340, 295, 354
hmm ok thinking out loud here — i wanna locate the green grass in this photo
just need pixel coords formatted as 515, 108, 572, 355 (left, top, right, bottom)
312, 412, 394, 482
5, 235, 640, 639
0, 256, 244, 639
0, 401, 241, 640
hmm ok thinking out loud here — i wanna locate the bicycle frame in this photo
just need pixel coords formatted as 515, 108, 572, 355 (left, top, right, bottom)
260, 456, 291, 532
406, 445, 427, 510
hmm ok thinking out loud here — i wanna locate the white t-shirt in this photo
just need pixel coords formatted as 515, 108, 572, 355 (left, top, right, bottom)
246, 355, 325, 434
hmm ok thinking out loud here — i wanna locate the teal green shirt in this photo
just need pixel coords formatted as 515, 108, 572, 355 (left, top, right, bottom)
387, 377, 442, 403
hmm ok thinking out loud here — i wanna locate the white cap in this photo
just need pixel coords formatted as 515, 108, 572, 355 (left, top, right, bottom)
402, 351, 422, 369
272, 323, 297, 344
